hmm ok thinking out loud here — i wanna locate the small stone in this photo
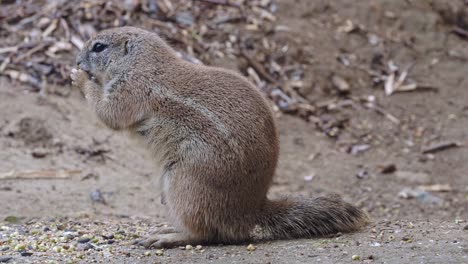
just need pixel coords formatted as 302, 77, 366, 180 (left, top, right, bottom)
30, 229, 41, 235
246, 244, 256, 251
53, 246, 62, 253
14, 244, 26, 251
352, 255, 360, 261
20, 251, 33, 257
77, 237, 91, 243
175, 12, 194, 26
102, 234, 114, 240
76, 243, 93, 251
349, 144, 370, 155
144, 251, 151, 257
64, 231, 77, 240
331, 75, 350, 94
402, 236, 413, 243
356, 169, 368, 179
370, 242, 381, 247
185, 245, 193, 250
380, 164, 396, 174
196, 245, 203, 250
0, 256, 12, 263
90, 190, 106, 204
367, 33, 380, 46
31, 148, 49, 158
155, 249, 164, 256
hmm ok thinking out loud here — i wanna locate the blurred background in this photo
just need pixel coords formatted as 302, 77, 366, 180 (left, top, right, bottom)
0, 0, 467, 262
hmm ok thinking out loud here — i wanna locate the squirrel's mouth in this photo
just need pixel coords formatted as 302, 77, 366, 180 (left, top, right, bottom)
78, 67, 95, 81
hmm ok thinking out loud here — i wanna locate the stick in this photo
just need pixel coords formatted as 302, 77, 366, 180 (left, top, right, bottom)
241, 50, 278, 84
0, 170, 81, 180
453, 26, 468, 39
422, 141, 461, 154
193, 0, 241, 8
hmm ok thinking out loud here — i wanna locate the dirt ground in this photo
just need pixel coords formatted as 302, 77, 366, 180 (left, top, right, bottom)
0, 0, 467, 263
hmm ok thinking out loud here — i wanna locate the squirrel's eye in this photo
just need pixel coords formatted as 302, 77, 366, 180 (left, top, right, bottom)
91, 43, 108, 53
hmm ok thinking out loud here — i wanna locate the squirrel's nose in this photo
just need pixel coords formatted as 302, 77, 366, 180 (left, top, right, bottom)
76, 59, 89, 72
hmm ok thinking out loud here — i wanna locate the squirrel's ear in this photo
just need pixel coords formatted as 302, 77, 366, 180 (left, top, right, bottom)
124, 39, 133, 55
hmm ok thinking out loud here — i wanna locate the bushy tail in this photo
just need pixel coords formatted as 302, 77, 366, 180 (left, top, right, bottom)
255, 196, 368, 239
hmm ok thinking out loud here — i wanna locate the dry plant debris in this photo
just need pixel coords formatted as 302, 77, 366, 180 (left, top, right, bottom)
0, 0, 465, 141
0, 0, 312, 117
0, 0, 360, 138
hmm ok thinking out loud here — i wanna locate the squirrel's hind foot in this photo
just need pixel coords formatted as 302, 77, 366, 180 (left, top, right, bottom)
135, 232, 200, 249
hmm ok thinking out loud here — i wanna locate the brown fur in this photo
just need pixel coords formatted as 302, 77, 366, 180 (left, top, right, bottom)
71, 26, 368, 248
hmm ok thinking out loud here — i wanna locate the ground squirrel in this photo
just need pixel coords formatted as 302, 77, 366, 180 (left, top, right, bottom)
71, 26, 368, 248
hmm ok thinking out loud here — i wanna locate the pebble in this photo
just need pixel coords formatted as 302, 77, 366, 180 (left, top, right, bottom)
331, 74, 351, 94
352, 255, 360, 260
77, 237, 91, 243
90, 190, 106, 204
356, 169, 368, 179
31, 148, 49, 158
52, 246, 62, 253
246, 244, 256, 251
155, 249, 164, 256
20, 251, 33, 257
76, 243, 93, 251
349, 144, 370, 155
14, 244, 26, 251
380, 164, 397, 174
175, 12, 194, 26
185, 245, 193, 250
102, 234, 114, 240
64, 232, 77, 240
370, 242, 381, 247
196, 245, 203, 250
0, 256, 12, 263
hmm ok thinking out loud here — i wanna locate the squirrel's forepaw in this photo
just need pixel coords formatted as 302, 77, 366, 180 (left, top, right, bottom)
70, 68, 87, 87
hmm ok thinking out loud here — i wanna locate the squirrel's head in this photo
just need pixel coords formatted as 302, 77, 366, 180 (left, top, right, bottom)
76, 27, 172, 79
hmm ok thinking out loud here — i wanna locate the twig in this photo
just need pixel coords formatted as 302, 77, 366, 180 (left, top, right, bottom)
422, 141, 462, 154
241, 50, 278, 84
0, 170, 81, 180
452, 26, 468, 39
0, 46, 19, 54
369, 104, 400, 125
193, 0, 241, 8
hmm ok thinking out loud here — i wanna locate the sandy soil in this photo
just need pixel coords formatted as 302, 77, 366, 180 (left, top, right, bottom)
0, 0, 467, 263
